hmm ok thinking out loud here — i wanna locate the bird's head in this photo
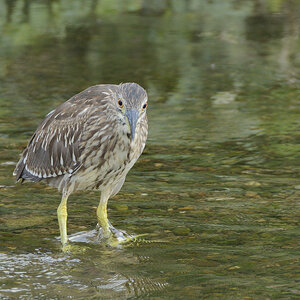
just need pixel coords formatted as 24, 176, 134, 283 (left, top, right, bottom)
114, 83, 148, 141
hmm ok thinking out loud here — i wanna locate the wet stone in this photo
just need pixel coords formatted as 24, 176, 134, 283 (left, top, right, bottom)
245, 191, 259, 198
245, 181, 261, 187
111, 204, 129, 212
172, 227, 191, 236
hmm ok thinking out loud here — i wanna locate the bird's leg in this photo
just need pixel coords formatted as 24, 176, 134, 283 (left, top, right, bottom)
97, 188, 133, 244
57, 191, 69, 250
97, 188, 111, 238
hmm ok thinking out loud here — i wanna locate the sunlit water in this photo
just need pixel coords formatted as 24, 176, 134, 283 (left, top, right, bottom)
0, 0, 300, 299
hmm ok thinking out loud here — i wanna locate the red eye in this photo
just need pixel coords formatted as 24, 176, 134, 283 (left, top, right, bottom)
118, 100, 123, 107
142, 102, 148, 110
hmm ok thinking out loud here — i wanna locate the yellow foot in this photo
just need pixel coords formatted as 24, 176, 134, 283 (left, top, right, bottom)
96, 223, 148, 248
62, 243, 72, 253
61, 243, 87, 254
107, 233, 151, 248
97, 224, 126, 243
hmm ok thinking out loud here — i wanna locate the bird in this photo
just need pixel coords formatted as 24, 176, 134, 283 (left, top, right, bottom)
13, 82, 148, 250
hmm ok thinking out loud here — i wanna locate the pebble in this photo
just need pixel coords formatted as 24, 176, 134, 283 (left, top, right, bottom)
112, 204, 128, 212
172, 227, 191, 236
178, 206, 195, 211
245, 191, 259, 198
245, 181, 261, 187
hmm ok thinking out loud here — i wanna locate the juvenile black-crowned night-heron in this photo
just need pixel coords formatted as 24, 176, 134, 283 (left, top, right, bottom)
13, 83, 148, 250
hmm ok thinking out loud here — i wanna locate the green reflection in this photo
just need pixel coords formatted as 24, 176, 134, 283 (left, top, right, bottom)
0, 0, 300, 299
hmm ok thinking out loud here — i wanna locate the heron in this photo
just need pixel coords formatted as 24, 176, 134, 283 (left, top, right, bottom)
13, 83, 148, 251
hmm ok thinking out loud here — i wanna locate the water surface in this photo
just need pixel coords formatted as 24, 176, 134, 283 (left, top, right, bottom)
0, 1, 300, 299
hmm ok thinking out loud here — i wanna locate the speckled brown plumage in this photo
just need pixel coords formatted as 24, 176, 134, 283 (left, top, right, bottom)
13, 82, 148, 249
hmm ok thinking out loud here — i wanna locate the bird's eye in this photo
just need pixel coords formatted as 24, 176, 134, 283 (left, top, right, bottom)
142, 102, 148, 110
118, 100, 123, 108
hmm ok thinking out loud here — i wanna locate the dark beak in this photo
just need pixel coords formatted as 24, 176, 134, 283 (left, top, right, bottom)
125, 109, 139, 141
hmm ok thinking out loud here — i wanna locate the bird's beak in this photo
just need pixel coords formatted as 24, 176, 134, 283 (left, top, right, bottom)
125, 109, 139, 141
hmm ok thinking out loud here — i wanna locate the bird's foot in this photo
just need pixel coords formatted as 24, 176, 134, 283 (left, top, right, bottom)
61, 242, 87, 254
109, 224, 133, 242
96, 222, 135, 247
61, 243, 72, 253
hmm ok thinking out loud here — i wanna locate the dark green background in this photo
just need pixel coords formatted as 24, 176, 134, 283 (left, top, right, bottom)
0, 0, 299, 299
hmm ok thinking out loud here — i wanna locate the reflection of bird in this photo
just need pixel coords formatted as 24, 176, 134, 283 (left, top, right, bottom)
13, 83, 148, 250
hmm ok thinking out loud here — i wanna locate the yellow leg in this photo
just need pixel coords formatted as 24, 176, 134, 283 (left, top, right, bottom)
57, 192, 69, 248
97, 188, 110, 238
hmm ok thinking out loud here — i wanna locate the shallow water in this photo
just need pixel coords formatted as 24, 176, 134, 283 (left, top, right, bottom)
0, 0, 300, 299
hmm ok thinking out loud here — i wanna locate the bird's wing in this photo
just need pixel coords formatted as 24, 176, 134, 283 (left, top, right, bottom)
13, 87, 110, 182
